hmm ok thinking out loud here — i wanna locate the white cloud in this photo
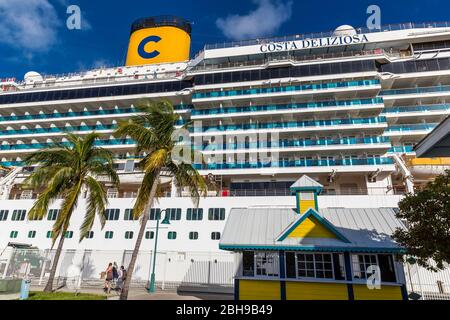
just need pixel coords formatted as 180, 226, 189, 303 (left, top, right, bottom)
216, 0, 293, 40
0, 0, 61, 52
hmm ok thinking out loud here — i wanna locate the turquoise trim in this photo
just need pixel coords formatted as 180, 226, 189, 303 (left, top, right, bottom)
219, 244, 405, 254
276, 208, 351, 243
290, 186, 323, 195
314, 193, 318, 211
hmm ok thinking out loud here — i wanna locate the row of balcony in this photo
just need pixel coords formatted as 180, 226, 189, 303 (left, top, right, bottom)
193, 117, 386, 133
0, 105, 192, 123
380, 85, 450, 96
385, 123, 438, 132
191, 98, 383, 117
196, 136, 391, 151
192, 80, 380, 100
383, 103, 450, 114
193, 157, 394, 170
0, 121, 186, 136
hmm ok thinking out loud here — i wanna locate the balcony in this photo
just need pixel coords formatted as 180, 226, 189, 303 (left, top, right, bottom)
193, 157, 394, 171
0, 105, 192, 123
192, 117, 387, 134
192, 80, 380, 101
191, 98, 383, 119
196, 136, 391, 152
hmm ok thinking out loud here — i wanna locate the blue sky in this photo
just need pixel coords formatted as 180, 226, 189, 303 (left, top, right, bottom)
0, 0, 448, 79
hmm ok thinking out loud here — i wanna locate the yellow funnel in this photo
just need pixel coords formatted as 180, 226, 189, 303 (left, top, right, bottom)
125, 16, 191, 66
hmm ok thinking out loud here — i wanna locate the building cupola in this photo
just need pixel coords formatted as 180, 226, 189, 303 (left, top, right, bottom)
290, 175, 323, 214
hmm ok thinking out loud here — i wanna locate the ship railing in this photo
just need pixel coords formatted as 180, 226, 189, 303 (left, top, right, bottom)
204, 21, 450, 50
190, 49, 398, 73
9, 70, 185, 93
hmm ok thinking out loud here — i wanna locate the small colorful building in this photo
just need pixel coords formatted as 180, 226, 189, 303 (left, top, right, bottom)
220, 175, 408, 300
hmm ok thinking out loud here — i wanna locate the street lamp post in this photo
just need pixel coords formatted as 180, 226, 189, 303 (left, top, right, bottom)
148, 209, 170, 293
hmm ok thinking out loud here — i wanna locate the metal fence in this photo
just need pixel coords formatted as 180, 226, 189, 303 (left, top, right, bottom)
404, 260, 450, 300
0, 248, 235, 293
2, 248, 450, 299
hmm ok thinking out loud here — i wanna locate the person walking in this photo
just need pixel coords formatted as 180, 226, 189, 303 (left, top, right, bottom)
104, 262, 113, 294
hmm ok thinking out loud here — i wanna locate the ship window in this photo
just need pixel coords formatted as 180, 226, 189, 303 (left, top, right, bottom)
46, 231, 53, 239
47, 209, 60, 221
105, 231, 114, 239
145, 231, 154, 239
208, 208, 225, 220
149, 208, 161, 220
105, 209, 120, 221
189, 232, 199, 240
0, 210, 9, 221
168, 231, 177, 240
11, 209, 26, 221
64, 231, 73, 239
166, 208, 181, 221
86, 231, 94, 239
28, 231, 36, 238
186, 208, 203, 221
124, 209, 138, 221
211, 232, 221, 240
10, 231, 18, 239
125, 231, 134, 239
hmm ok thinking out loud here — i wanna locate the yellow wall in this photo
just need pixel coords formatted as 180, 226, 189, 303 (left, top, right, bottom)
286, 282, 348, 300
239, 280, 281, 300
288, 216, 337, 239
353, 284, 403, 300
126, 26, 190, 66
299, 199, 316, 214
409, 157, 450, 166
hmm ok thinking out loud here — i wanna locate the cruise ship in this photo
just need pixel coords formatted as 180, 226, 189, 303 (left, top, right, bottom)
1, 16, 450, 260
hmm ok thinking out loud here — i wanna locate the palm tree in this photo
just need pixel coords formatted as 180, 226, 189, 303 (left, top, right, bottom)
114, 100, 207, 300
24, 132, 119, 292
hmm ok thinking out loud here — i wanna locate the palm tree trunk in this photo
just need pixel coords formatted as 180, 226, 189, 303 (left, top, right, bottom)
43, 234, 66, 292
120, 170, 160, 300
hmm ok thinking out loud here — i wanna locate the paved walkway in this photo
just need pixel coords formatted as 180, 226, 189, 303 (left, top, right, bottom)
30, 286, 233, 300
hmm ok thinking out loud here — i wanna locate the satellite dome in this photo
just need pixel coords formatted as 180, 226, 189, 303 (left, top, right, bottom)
333, 25, 357, 36
24, 71, 43, 83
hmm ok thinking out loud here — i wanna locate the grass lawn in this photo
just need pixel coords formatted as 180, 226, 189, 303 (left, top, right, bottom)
27, 291, 107, 300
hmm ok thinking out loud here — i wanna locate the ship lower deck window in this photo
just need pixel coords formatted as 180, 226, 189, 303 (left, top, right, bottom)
189, 232, 199, 240
166, 208, 182, 221
28, 231, 36, 238
145, 231, 154, 239
149, 208, 161, 220
12, 209, 26, 221
125, 231, 134, 239
124, 209, 138, 221
47, 209, 60, 221
105, 209, 120, 221
64, 231, 73, 239
105, 231, 114, 239
0, 210, 8, 221
168, 232, 177, 240
46, 231, 53, 238
86, 231, 94, 239
211, 232, 221, 240
10, 231, 18, 238
187, 208, 203, 221
208, 208, 225, 220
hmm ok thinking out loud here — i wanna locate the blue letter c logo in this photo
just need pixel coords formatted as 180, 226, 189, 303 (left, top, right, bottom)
138, 35, 161, 59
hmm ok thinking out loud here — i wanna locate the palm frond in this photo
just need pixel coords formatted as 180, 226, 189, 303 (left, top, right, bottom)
79, 176, 108, 241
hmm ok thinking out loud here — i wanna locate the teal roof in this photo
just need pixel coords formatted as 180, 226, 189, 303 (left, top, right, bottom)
219, 207, 405, 253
